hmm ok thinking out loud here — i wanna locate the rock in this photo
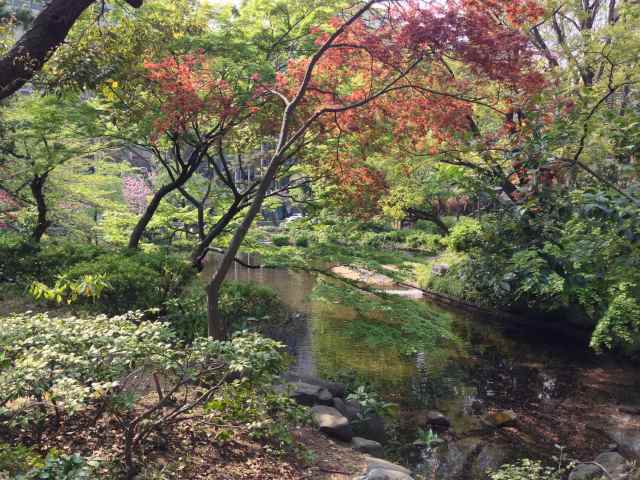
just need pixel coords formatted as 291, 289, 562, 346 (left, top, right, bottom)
569, 452, 628, 480
482, 410, 518, 428
333, 397, 362, 421
363, 469, 413, 480
365, 457, 412, 476
434, 437, 483, 480
568, 464, 603, 480
317, 388, 334, 406
287, 381, 325, 406
354, 413, 387, 443
620, 405, 640, 415
431, 264, 449, 276
282, 373, 346, 398
605, 425, 640, 460
353, 437, 385, 457
470, 442, 516, 479
594, 452, 628, 479
311, 405, 353, 441
425, 410, 451, 431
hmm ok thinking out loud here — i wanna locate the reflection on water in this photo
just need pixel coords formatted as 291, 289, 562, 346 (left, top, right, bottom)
203, 254, 640, 452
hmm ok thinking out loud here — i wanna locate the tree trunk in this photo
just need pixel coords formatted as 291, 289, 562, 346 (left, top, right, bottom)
405, 207, 449, 235
30, 174, 50, 243
0, 0, 143, 101
206, 161, 280, 338
191, 200, 242, 270
128, 181, 178, 249
128, 153, 203, 249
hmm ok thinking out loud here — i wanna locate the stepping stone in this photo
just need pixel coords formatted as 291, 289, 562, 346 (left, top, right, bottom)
352, 437, 384, 457
311, 405, 353, 441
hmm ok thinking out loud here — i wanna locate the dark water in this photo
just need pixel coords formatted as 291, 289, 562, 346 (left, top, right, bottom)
203, 255, 640, 466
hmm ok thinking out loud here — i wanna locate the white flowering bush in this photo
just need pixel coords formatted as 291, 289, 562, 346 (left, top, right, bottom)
0, 311, 288, 478
0, 311, 176, 417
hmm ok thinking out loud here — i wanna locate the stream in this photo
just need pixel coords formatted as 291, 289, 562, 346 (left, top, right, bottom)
203, 254, 640, 477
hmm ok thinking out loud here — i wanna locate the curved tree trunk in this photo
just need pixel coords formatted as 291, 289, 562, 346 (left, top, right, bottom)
405, 207, 449, 235
0, 0, 143, 100
191, 200, 242, 270
206, 162, 280, 338
30, 174, 50, 243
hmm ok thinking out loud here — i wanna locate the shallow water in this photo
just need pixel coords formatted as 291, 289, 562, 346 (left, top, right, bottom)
203, 255, 640, 467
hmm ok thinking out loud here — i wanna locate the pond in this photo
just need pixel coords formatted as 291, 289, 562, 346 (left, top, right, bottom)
203, 254, 640, 476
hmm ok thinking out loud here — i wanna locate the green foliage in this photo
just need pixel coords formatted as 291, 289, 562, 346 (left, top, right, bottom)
164, 281, 287, 342
489, 459, 564, 480
62, 251, 193, 314
0, 311, 173, 419
312, 281, 459, 356
294, 236, 309, 248
272, 235, 290, 247
29, 274, 110, 305
415, 427, 439, 446
19, 453, 95, 480
0, 240, 105, 285
0, 444, 43, 477
590, 282, 640, 353
205, 383, 308, 453
346, 385, 396, 419
446, 217, 482, 252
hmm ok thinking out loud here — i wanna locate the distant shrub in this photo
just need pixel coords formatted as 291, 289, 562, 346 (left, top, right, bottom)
164, 281, 287, 342
294, 236, 309, 248
272, 235, 290, 247
62, 250, 194, 314
447, 217, 482, 252
0, 238, 105, 285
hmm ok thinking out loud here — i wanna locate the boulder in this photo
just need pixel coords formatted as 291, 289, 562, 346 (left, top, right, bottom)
569, 453, 628, 480
431, 264, 449, 276
316, 388, 334, 406
470, 442, 516, 479
334, 397, 364, 421
287, 381, 325, 406
434, 437, 483, 480
354, 413, 387, 443
425, 410, 451, 431
620, 406, 640, 415
605, 425, 640, 460
594, 452, 628, 479
482, 410, 518, 428
365, 457, 412, 476
311, 405, 353, 441
282, 373, 346, 398
364, 469, 413, 480
568, 464, 604, 480
353, 437, 385, 457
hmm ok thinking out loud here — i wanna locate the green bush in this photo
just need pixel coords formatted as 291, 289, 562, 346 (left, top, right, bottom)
62, 250, 194, 315
0, 238, 105, 285
272, 235, 290, 247
294, 236, 309, 248
164, 281, 287, 342
0, 443, 43, 477
490, 459, 565, 480
446, 217, 482, 252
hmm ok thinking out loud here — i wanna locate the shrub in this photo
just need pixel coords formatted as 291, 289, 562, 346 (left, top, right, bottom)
0, 311, 289, 478
0, 239, 105, 285
294, 236, 309, 248
272, 235, 290, 247
62, 250, 194, 314
446, 217, 482, 252
0, 443, 43, 477
490, 459, 565, 480
164, 281, 288, 342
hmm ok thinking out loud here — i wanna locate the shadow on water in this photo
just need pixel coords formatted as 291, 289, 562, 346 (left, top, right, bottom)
203, 253, 640, 471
